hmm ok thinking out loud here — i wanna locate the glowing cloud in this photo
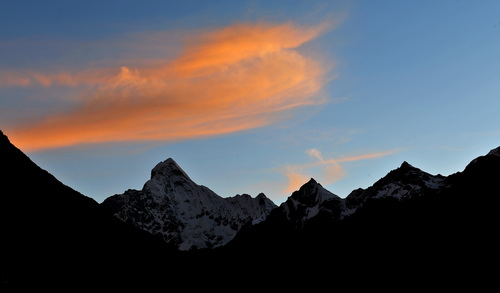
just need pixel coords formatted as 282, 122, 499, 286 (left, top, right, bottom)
282, 149, 398, 194
5, 21, 333, 151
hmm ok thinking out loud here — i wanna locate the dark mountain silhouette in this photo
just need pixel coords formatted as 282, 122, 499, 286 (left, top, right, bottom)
216, 149, 499, 286
1, 128, 498, 288
0, 130, 183, 286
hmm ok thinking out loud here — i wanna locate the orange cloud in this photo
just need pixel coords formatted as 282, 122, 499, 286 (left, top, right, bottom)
336, 151, 398, 163
0, 68, 115, 88
6, 21, 333, 151
283, 166, 312, 194
282, 148, 398, 194
173, 21, 331, 77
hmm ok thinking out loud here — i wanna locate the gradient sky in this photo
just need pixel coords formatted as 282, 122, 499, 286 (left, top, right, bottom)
1, 0, 500, 204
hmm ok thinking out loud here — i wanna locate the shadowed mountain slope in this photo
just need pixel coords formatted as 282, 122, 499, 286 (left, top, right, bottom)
0, 130, 178, 285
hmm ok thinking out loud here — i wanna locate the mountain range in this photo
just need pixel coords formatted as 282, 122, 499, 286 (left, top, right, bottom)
1, 129, 498, 287
101, 158, 276, 250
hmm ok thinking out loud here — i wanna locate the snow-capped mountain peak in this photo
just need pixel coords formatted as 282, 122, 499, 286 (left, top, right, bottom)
226, 193, 276, 224
280, 178, 342, 227
274, 161, 449, 226
101, 158, 277, 251
151, 158, 190, 178
291, 178, 337, 204
346, 161, 446, 206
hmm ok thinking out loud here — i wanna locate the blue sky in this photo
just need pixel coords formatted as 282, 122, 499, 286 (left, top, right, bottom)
1, 0, 499, 204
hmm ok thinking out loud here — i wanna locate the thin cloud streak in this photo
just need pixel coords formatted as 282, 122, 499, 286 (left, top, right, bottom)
282, 148, 399, 194
5, 21, 334, 151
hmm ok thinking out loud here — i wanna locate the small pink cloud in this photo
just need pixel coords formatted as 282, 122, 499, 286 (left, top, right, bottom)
281, 148, 399, 194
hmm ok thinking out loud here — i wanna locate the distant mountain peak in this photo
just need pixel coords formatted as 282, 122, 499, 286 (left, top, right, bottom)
102, 157, 276, 250
307, 178, 319, 185
400, 161, 414, 169
382, 161, 428, 181
343, 160, 447, 212
289, 178, 338, 204
280, 178, 341, 227
151, 157, 192, 181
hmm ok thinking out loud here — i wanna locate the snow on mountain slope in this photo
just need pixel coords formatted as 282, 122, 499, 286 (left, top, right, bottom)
102, 147, 499, 251
343, 161, 446, 215
279, 178, 343, 228
268, 161, 448, 228
101, 158, 276, 251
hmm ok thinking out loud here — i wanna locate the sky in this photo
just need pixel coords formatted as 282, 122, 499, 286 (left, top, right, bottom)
1, 0, 500, 205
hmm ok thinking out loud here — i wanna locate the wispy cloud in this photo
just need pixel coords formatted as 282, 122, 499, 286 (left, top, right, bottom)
281, 148, 399, 194
0, 68, 114, 88
4, 21, 335, 151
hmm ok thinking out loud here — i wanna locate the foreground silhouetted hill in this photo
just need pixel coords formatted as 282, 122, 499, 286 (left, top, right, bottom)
0, 131, 183, 285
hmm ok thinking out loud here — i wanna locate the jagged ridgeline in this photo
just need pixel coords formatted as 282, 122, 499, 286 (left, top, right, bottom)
101, 158, 276, 250
1, 129, 498, 286
101, 149, 500, 257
